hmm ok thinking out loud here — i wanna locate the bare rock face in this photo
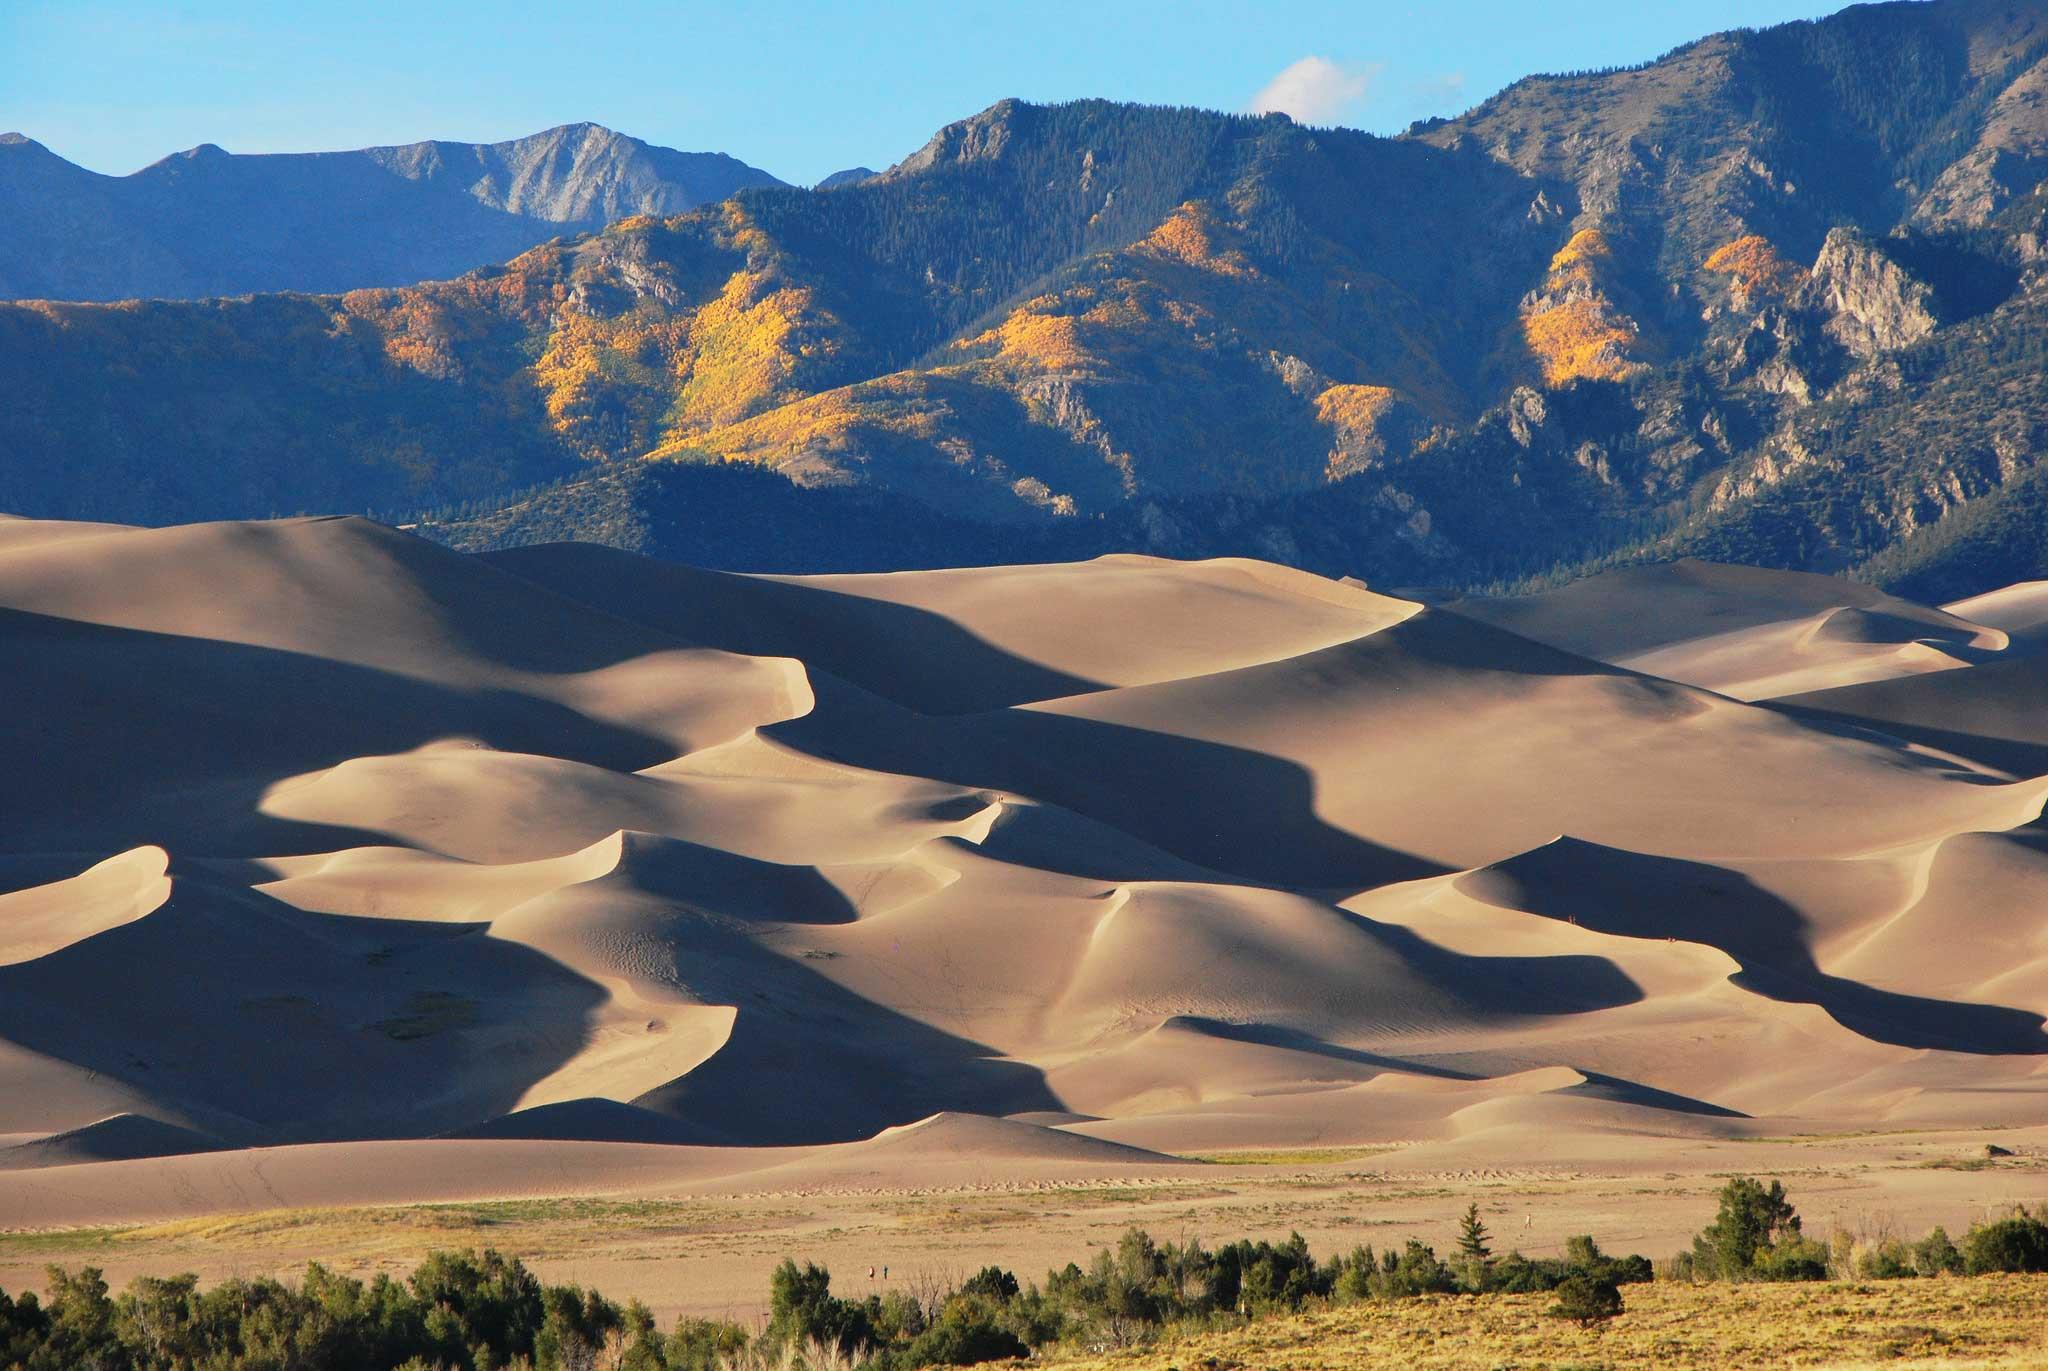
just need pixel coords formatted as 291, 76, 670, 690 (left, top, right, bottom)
1506, 387, 1549, 448
364, 123, 781, 225
882, 99, 1022, 181
1801, 228, 1940, 358
1916, 146, 2048, 228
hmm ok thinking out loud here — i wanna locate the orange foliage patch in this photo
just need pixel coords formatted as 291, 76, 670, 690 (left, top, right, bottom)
1520, 225, 1648, 385
1314, 383, 1409, 477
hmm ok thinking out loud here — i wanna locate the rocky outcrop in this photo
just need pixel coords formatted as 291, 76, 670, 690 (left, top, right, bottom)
1801, 228, 1941, 358
882, 99, 1023, 180
363, 123, 785, 224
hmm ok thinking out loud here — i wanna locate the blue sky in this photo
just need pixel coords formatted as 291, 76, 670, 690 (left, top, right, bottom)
9, 1, 1849, 185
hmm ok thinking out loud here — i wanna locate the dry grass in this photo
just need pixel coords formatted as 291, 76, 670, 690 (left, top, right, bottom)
1180, 1148, 1399, 1168
0, 1197, 784, 1267
1040, 1276, 2048, 1370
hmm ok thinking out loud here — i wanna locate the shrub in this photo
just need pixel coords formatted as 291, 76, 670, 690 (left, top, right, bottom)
1962, 1208, 2048, 1274
1564, 1234, 1654, 1286
0, 1287, 49, 1370
664, 1315, 749, 1369
1688, 1178, 1824, 1281
1912, 1226, 1964, 1277
1751, 1234, 1831, 1282
892, 1306, 1029, 1367
1855, 1237, 1917, 1279
1549, 1274, 1624, 1326
1216, 1232, 1327, 1313
1331, 1246, 1377, 1303
1367, 1241, 1457, 1299
767, 1259, 873, 1356
957, 1266, 1019, 1303
1658, 1251, 1697, 1283
1487, 1252, 1563, 1293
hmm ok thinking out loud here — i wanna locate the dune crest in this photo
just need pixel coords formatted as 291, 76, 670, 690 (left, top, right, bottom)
0, 847, 171, 965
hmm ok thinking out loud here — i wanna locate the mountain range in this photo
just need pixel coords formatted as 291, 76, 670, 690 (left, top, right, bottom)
0, 123, 784, 300
4, 0, 2048, 598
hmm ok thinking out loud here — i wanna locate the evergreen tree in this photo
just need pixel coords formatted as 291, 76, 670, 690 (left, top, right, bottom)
1457, 1204, 1494, 1264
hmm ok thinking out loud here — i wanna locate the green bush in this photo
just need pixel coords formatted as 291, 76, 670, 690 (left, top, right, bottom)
957, 1267, 1019, 1303
1689, 1178, 1824, 1282
1751, 1234, 1831, 1283
664, 1315, 750, 1369
1912, 1227, 1964, 1277
1367, 1241, 1458, 1299
891, 1305, 1028, 1367
767, 1259, 873, 1357
1855, 1238, 1917, 1280
1549, 1274, 1624, 1326
1962, 1208, 2048, 1274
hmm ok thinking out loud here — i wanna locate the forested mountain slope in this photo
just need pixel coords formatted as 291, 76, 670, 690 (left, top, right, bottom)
8, 0, 2048, 597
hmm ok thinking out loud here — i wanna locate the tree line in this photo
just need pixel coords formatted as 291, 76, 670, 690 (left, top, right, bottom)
3, 1178, 2046, 1369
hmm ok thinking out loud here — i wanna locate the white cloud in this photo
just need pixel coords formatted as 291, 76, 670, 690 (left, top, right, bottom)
1246, 57, 1379, 126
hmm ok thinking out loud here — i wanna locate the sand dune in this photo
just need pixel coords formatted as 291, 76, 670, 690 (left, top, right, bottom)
0, 847, 170, 964
1777, 650, 2048, 775
5, 519, 2048, 1222
1450, 558, 2006, 699
488, 545, 1417, 713
1946, 581, 2048, 649
0, 1114, 221, 1171
978, 609, 2037, 880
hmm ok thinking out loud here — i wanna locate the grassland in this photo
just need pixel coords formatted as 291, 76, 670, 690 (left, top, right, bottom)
1042, 1275, 2048, 1370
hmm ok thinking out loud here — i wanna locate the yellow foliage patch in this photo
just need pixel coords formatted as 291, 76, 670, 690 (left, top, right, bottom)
340, 252, 569, 382
658, 374, 937, 466
1703, 234, 1808, 303
1315, 383, 1409, 477
530, 310, 689, 454
1136, 202, 1256, 277
1547, 227, 1615, 282
1521, 224, 1648, 385
957, 295, 1103, 374
1314, 383, 1401, 433
670, 270, 831, 431
1522, 298, 1642, 386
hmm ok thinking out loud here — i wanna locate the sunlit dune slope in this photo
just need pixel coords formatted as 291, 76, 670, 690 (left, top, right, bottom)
4, 518, 2047, 1199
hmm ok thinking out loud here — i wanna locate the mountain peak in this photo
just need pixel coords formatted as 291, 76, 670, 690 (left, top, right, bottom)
528, 121, 626, 144
816, 166, 877, 190
884, 97, 1028, 180
0, 132, 35, 147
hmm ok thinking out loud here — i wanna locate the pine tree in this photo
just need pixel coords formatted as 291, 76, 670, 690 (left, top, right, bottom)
1456, 1203, 1493, 1264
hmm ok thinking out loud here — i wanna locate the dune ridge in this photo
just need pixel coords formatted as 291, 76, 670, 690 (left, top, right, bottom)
5, 517, 2048, 1215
